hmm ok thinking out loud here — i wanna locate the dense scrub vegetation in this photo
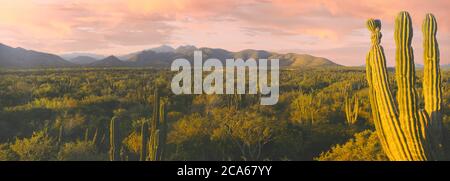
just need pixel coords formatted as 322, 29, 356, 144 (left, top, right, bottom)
0, 67, 449, 160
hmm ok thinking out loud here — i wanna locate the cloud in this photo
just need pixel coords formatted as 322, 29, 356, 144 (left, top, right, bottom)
0, 0, 448, 65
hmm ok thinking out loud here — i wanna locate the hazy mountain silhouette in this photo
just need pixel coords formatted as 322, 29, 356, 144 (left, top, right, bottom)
88, 55, 126, 67
118, 45, 176, 60
60, 53, 105, 60
0, 42, 340, 69
68, 56, 98, 65
0, 43, 73, 68
124, 47, 341, 68
151, 45, 175, 53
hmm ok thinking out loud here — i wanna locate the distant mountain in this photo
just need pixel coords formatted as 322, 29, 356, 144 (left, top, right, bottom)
175, 45, 198, 54
118, 45, 176, 60
124, 47, 340, 69
269, 53, 340, 68
60, 53, 105, 60
0, 42, 340, 69
0, 43, 73, 68
127, 50, 176, 67
151, 45, 175, 53
88, 55, 126, 67
69, 56, 98, 65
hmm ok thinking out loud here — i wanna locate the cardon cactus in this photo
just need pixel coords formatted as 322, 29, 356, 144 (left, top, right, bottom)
345, 94, 359, 125
366, 11, 444, 160
147, 87, 167, 161
109, 116, 120, 161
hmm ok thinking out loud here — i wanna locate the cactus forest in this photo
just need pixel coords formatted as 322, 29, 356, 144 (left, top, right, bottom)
0, 12, 449, 161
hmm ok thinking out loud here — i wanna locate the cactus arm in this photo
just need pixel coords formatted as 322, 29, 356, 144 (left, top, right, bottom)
345, 96, 351, 125
109, 117, 117, 161
366, 54, 394, 159
353, 95, 359, 124
423, 14, 442, 122
422, 13, 444, 159
394, 11, 429, 160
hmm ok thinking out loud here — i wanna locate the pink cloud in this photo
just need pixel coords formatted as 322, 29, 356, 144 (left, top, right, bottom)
0, 0, 448, 65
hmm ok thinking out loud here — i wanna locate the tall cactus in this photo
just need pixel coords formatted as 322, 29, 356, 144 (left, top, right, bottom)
366, 11, 443, 160
148, 87, 167, 161
109, 116, 120, 161
140, 122, 149, 161
344, 94, 359, 125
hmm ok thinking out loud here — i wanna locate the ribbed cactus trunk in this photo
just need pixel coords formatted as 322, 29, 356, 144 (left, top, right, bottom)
109, 116, 120, 161
366, 11, 444, 161
140, 122, 149, 161
148, 87, 167, 161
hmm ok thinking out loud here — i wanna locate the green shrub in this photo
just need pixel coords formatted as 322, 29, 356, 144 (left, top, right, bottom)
316, 130, 388, 161
0, 143, 17, 161
10, 130, 57, 161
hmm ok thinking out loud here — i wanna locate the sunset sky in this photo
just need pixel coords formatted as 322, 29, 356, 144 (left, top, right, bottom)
0, 0, 449, 66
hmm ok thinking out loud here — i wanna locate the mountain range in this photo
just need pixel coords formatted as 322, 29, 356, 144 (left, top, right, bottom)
0, 43, 341, 69
0, 43, 74, 68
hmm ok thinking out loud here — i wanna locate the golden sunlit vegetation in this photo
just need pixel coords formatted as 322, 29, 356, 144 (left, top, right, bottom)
0, 67, 449, 161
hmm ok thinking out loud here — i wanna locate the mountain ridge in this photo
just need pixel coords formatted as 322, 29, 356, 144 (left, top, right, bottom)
120, 47, 341, 68
68, 56, 98, 65
0, 43, 74, 68
88, 55, 126, 67
0, 43, 340, 69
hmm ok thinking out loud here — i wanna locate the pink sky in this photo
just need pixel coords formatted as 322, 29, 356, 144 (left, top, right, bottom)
0, 0, 449, 66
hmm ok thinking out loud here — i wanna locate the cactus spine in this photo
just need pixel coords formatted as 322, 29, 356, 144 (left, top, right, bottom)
366, 11, 443, 160
148, 87, 167, 161
344, 95, 359, 125
109, 116, 120, 161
